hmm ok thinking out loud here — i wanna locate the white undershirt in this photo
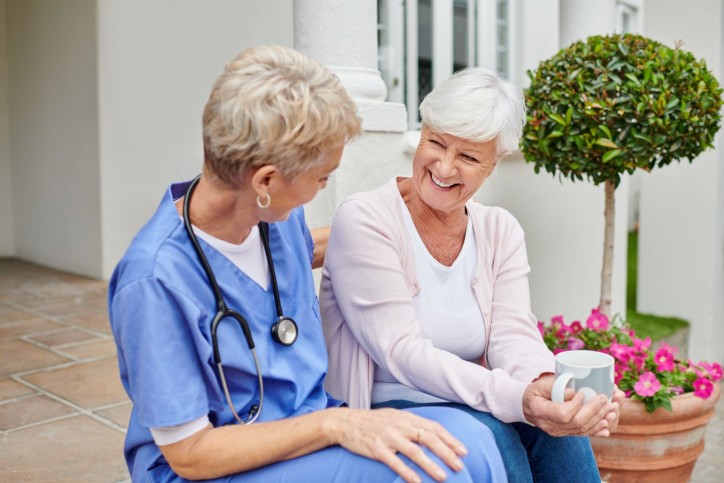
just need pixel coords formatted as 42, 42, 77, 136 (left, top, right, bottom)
150, 222, 270, 446
371, 198, 486, 404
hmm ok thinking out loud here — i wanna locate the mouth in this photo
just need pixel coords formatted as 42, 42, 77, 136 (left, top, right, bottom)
430, 172, 457, 189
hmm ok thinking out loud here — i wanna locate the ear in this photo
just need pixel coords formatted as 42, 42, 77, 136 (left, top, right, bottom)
250, 165, 281, 195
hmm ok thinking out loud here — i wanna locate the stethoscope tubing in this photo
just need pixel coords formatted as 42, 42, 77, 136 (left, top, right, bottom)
183, 175, 268, 424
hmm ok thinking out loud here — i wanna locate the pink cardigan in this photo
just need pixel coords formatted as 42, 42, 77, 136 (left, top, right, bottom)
320, 178, 555, 423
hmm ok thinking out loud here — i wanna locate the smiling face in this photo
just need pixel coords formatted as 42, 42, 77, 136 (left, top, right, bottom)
410, 124, 499, 214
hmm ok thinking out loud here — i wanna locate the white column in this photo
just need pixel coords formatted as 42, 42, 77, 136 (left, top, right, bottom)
293, 0, 407, 133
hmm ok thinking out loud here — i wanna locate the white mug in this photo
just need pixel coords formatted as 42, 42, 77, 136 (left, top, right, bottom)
551, 350, 614, 403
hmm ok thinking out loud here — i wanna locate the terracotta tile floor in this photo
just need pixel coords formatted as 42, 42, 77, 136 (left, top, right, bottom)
0, 257, 722, 482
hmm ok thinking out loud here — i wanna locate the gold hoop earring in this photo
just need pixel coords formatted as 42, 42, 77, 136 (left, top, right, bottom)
256, 193, 271, 209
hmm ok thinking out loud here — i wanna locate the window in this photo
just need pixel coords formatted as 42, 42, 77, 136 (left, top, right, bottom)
378, 0, 513, 128
616, 0, 642, 34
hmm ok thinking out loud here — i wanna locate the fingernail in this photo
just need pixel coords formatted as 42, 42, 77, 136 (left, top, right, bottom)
436, 468, 447, 480
457, 444, 468, 456
453, 458, 464, 471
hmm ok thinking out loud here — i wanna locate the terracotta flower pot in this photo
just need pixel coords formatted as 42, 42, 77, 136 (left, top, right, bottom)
590, 383, 721, 482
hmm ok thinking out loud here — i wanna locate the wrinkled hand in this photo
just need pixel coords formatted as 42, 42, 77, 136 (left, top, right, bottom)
606, 385, 625, 434
328, 408, 467, 483
522, 375, 620, 437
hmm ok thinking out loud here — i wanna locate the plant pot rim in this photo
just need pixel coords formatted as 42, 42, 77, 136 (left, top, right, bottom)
616, 382, 721, 431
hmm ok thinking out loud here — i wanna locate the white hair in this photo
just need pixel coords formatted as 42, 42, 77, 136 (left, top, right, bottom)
419, 67, 526, 156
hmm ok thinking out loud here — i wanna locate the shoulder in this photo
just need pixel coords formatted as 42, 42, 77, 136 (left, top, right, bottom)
334, 178, 401, 226
466, 201, 525, 243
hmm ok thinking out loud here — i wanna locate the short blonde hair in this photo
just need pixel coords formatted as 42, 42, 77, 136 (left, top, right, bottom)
202, 45, 362, 186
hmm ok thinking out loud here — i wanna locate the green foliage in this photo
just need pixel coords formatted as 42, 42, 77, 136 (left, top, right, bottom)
521, 34, 723, 187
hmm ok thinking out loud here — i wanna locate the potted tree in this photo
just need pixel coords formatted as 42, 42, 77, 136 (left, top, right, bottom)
520, 33, 722, 318
521, 34, 723, 482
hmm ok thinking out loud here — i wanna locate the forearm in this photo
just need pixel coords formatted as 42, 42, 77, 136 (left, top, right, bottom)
161, 409, 338, 480
310, 226, 330, 269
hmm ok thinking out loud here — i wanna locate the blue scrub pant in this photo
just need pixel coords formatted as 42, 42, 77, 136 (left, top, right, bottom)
374, 401, 601, 483
151, 407, 506, 482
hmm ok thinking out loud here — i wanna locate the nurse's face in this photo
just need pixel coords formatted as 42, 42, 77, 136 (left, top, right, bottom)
263, 145, 343, 222
411, 125, 499, 214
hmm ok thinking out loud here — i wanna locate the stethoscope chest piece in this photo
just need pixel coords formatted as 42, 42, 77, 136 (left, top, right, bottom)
272, 316, 298, 346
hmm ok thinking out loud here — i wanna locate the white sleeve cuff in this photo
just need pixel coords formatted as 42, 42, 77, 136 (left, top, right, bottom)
150, 415, 210, 446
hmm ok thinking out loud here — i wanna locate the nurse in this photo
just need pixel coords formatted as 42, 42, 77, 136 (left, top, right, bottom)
109, 45, 507, 482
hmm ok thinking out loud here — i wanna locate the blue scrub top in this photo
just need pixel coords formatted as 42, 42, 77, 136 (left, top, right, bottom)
109, 181, 339, 481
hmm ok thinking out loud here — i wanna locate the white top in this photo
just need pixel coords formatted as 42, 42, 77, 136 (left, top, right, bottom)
150, 222, 270, 445
192, 224, 269, 289
371, 199, 486, 404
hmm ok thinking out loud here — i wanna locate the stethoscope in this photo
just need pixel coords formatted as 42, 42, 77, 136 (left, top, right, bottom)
182, 175, 298, 425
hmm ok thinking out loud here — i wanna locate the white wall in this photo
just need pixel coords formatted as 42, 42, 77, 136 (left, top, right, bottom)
638, 0, 723, 361
97, 0, 293, 278
478, 156, 629, 323
514, 0, 559, 89
0, 0, 13, 256
7, 0, 101, 276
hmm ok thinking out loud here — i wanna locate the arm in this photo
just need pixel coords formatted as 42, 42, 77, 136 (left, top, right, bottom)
310, 226, 330, 269
324, 199, 529, 423
159, 407, 467, 482
484, 213, 556, 382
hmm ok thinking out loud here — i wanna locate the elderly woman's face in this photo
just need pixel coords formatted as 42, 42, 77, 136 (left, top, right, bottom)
411, 125, 499, 213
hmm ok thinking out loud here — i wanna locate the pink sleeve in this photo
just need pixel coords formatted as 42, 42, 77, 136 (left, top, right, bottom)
485, 216, 555, 383
324, 199, 530, 423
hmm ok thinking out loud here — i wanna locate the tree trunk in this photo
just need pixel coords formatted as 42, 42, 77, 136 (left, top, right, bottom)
600, 180, 615, 317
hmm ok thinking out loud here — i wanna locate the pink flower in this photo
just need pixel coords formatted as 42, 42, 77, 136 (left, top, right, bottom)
634, 371, 661, 397
630, 354, 647, 372
614, 367, 626, 385
567, 337, 584, 350
701, 362, 723, 382
556, 325, 571, 338
570, 321, 583, 334
658, 342, 678, 356
608, 342, 630, 362
633, 337, 651, 352
551, 315, 564, 325
654, 347, 675, 372
537, 321, 545, 337
693, 377, 714, 399
586, 307, 609, 331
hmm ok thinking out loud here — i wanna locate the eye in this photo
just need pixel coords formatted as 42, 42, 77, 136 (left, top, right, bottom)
429, 138, 444, 148
461, 153, 479, 163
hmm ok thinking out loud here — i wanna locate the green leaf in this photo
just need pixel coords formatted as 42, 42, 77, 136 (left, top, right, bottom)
625, 73, 641, 87
596, 138, 619, 149
599, 125, 613, 139
548, 112, 567, 126
602, 149, 623, 162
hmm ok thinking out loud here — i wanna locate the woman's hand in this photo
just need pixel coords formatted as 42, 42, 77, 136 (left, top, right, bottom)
522, 374, 620, 437
325, 407, 468, 483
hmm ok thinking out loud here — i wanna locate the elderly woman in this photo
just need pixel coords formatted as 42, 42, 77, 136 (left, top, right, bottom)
109, 46, 507, 483
320, 67, 625, 482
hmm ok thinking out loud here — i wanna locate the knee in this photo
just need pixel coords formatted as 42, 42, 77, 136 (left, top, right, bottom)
407, 407, 505, 482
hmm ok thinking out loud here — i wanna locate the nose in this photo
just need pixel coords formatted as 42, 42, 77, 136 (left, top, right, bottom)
437, 150, 457, 178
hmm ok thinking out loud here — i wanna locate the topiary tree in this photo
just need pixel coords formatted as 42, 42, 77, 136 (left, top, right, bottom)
521, 33, 722, 317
